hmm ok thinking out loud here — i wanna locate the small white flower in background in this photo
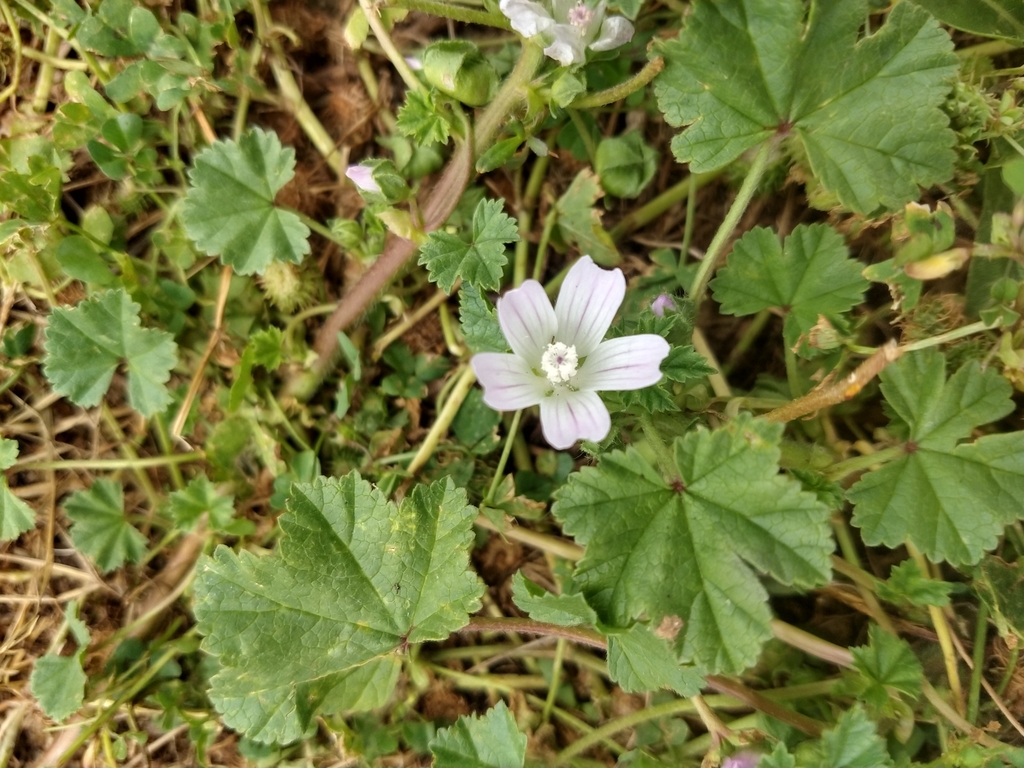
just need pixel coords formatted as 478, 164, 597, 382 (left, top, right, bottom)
345, 164, 380, 194
471, 256, 669, 450
499, 0, 634, 66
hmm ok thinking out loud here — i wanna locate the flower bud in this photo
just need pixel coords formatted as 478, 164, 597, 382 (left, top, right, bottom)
423, 40, 498, 107
903, 247, 970, 280
345, 159, 410, 205
651, 294, 676, 317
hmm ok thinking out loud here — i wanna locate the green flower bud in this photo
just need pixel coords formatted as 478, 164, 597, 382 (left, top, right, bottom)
422, 41, 498, 107
595, 131, 658, 199
345, 159, 410, 205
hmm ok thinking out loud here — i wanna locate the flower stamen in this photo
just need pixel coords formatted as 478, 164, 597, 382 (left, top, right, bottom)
567, 2, 593, 27
541, 341, 579, 385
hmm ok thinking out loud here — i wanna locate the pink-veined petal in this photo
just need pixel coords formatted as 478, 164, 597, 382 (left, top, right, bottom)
496, 280, 557, 364
472, 353, 547, 411
539, 390, 611, 450
576, 335, 669, 391
554, 256, 626, 356
499, 0, 554, 36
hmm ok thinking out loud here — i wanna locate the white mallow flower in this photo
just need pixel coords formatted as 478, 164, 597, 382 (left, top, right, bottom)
471, 256, 669, 450
345, 164, 380, 194
499, 0, 634, 67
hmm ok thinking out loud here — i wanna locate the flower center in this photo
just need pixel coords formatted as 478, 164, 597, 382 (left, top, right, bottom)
567, 2, 593, 27
540, 341, 579, 385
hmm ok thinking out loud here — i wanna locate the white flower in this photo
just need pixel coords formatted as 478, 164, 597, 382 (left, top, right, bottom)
471, 256, 669, 450
499, 0, 634, 67
345, 164, 380, 194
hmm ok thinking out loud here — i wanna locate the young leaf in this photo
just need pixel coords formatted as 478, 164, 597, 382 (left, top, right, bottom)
64, 480, 147, 573
876, 560, 952, 608
552, 414, 832, 673
820, 706, 893, 768
180, 128, 310, 275
511, 572, 598, 627
849, 625, 923, 708
655, 0, 958, 213
604, 623, 704, 696
848, 351, 1024, 566
396, 89, 451, 146
0, 438, 34, 542
555, 169, 619, 267
459, 284, 507, 353
193, 473, 483, 744
661, 345, 716, 383
418, 198, 519, 293
42, 289, 177, 417
167, 475, 236, 531
31, 654, 87, 722
429, 702, 527, 768
711, 224, 868, 349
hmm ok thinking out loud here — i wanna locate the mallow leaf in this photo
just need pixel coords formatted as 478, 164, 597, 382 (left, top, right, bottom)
910, 0, 1024, 42
511, 572, 598, 627
849, 625, 923, 708
848, 351, 1024, 566
711, 224, 868, 349
180, 128, 310, 275
64, 479, 148, 573
193, 473, 483, 744
418, 198, 519, 293
43, 289, 177, 416
552, 414, 832, 673
655, 0, 958, 213
1, 438, 34, 542
429, 702, 527, 768
605, 623, 704, 696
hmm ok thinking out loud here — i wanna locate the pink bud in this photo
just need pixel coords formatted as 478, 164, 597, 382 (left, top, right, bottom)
651, 294, 677, 317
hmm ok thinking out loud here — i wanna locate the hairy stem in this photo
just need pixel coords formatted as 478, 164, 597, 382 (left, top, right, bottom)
689, 140, 772, 312
569, 56, 664, 109
462, 615, 607, 648
387, 0, 512, 28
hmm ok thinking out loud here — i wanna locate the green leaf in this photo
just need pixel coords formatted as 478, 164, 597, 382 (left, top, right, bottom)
250, 326, 284, 370
396, 89, 451, 146
64, 479, 147, 573
661, 345, 716, 383
604, 623, 704, 695
418, 198, 519, 293
180, 128, 310, 275
429, 702, 527, 768
655, 0, 958, 213
76, 0, 146, 56
459, 284, 507, 353
1, 438, 34, 542
821, 706, 893, 768
555, 169, 619, 267
910, 0, 1024, 42
876, 560, 952, 608
511, 573, 598, 627
849, 625, 922, 708
31, 654, 87, 722
453, 389, 502, 455
55, 235, 117, 287
711, 224, 868, 349
193, 473, 483, 743
0, 439, 17, 471
552, 413, 832, 673
167, 475, 236, 532
42, 289, 178, 417
848, 351, 1024, 566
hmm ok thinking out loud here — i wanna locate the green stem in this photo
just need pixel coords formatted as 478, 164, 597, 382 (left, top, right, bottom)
474, 41, 545, 156
967, 602, 989, 724
514, 155, 550, 286
532, 204, 558, 282
388, 0, 511, 28
485, 409, 522, 505
569, 56, 664, 109
541, 638, 567, 725
566, 108, 598, 166
997, 645, 1019, 697
689, 141, 772, 312
462, 615, 606, 648
31, 26, 61, 113
680, 166, 699, 260
610, 171, 719, 241
899, 319, 1000, 353
358, 0, 425, 92
57, 646, 182, 767
823, 444, 905, 482
18, 453, 203, 472
406, 365, 476, 474
784, 344, 801, 400
639, 413, 676, 477
723, 309, 771, 376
